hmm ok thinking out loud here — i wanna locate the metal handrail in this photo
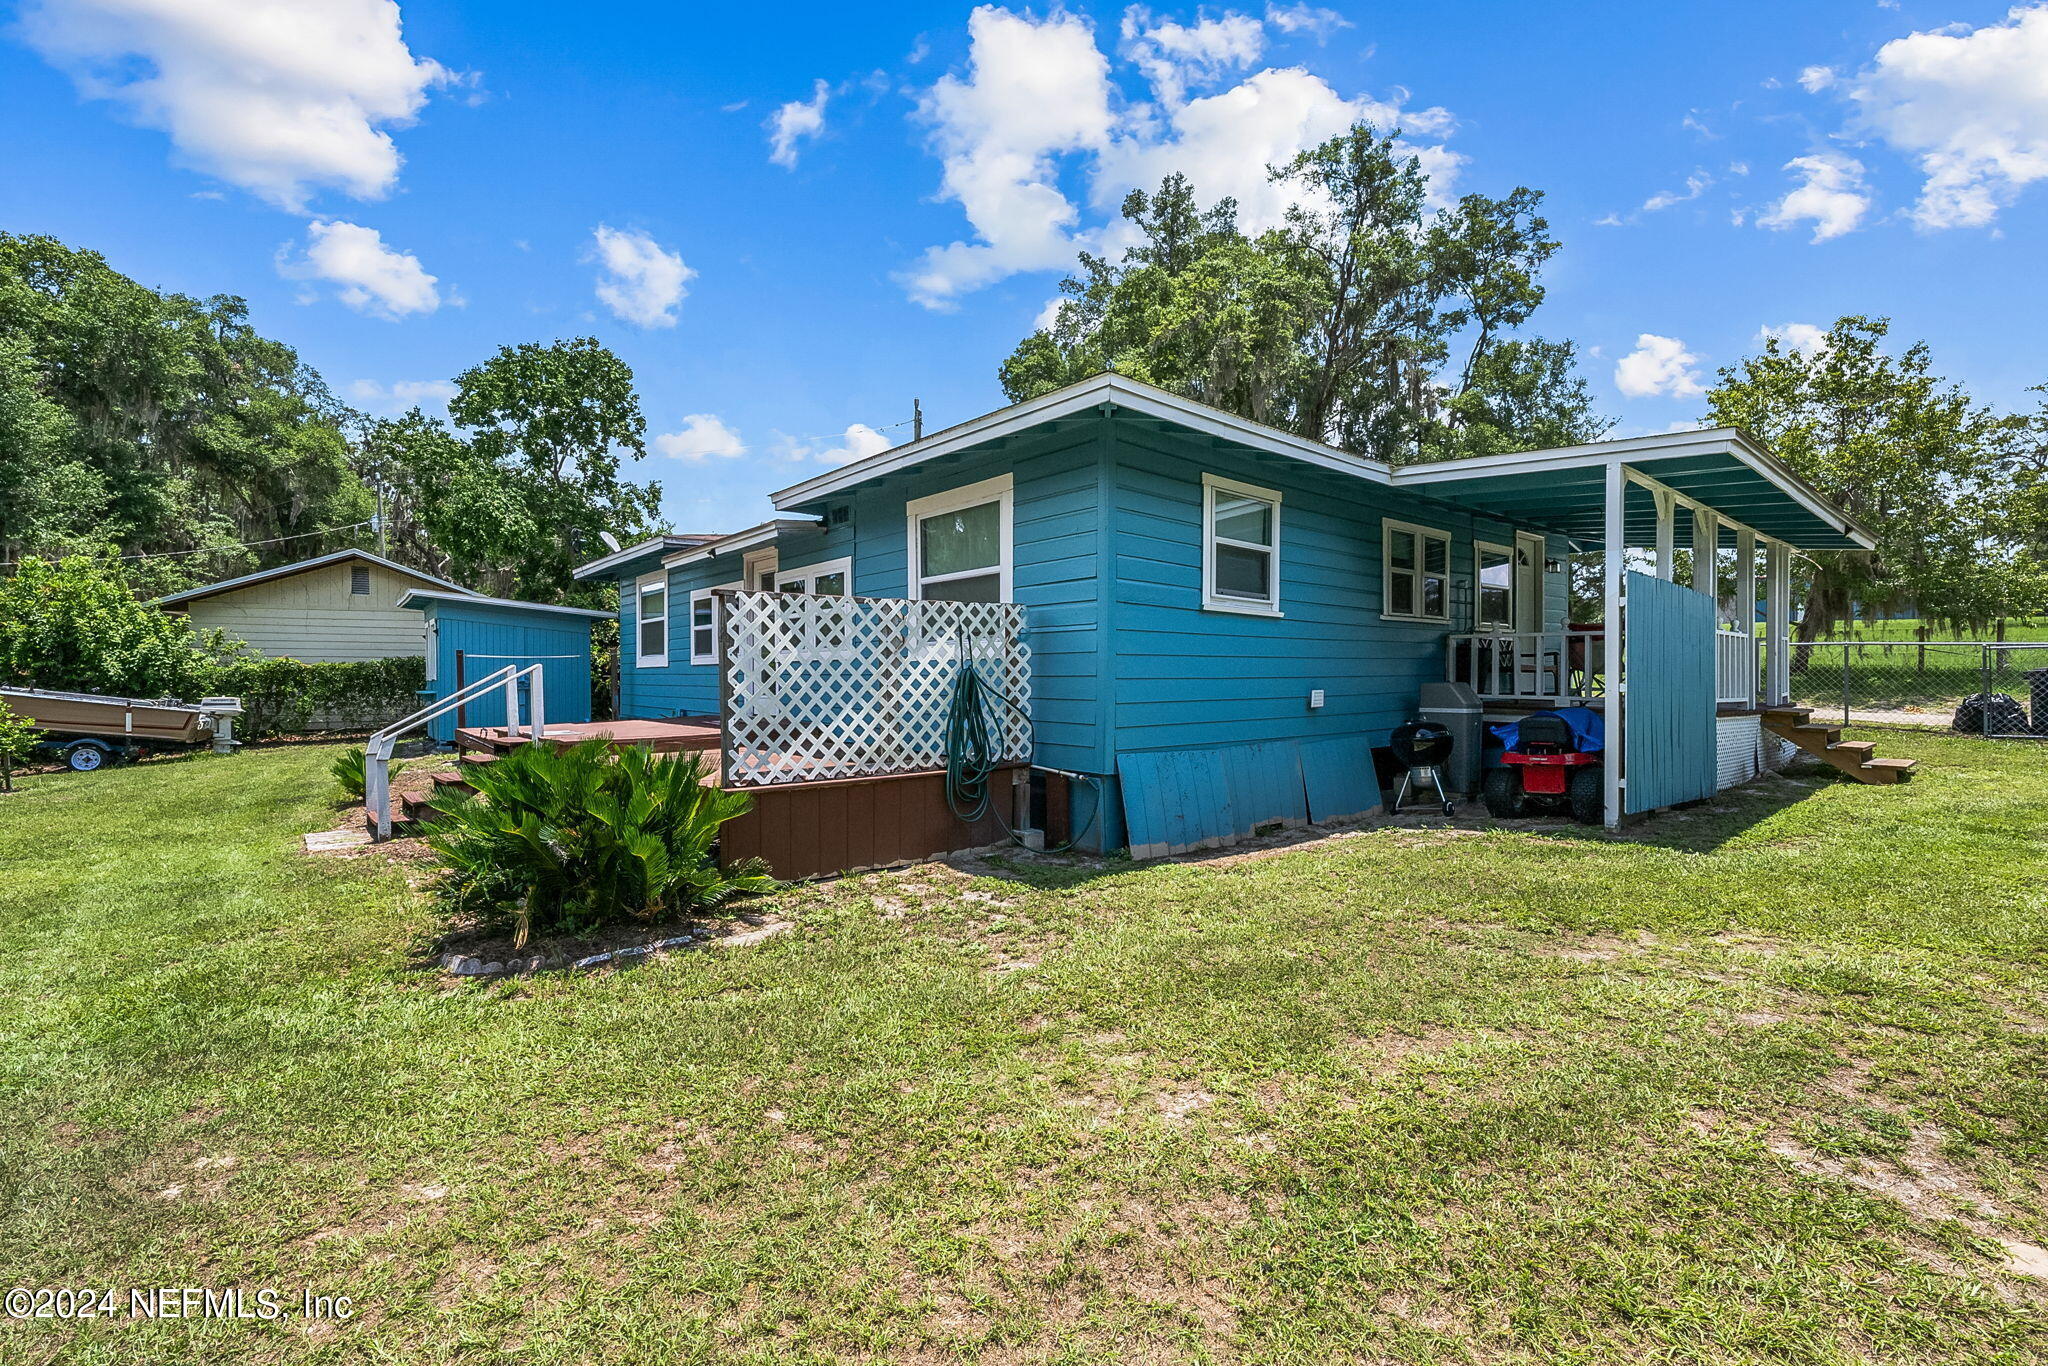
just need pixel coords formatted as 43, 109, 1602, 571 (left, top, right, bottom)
363, 663, 547, 839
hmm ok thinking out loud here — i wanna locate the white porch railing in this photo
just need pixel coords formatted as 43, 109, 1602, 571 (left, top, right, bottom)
1446, 628, 1605, 703
362, 663, 546, 840
1716, 628, 1757, 706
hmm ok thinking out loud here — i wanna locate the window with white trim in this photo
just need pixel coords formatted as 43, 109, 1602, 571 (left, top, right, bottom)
635, 571, 669, 667
742, 548, 778, 592
1383, 520, 1450, 622
688, 581, 740, 665
1475, 540, 1514, 629
1201, 473, 1281, 614
778, 557, 852, 596
907, 473, 1012, 603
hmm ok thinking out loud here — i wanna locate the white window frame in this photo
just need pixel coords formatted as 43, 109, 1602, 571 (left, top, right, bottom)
688, 580, 741, 666
634, 570, 670, 668
1382, 518, 1452, 624
778, 556, 853, 596
1200, 473, 1283, 617
742, 547, 779, 592
1475, 538, 1515, 630
906, 472, 1013, 603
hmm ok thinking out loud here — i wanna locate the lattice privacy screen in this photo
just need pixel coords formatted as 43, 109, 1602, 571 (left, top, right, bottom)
718, 591, 1031, 787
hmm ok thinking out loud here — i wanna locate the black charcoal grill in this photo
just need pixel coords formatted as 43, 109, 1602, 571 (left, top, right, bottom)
1389, 719, 1457, 817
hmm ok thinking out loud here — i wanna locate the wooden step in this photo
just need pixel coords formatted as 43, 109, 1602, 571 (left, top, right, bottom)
1858, 757, 1917, 784
1763, 705, 1812, 722
1829, 740, 1875, 761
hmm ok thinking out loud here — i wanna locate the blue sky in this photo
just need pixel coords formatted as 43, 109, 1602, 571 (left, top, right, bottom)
6, 1, 2047, 538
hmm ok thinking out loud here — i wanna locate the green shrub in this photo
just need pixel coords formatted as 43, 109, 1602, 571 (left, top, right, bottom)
213, 655, 425, 740
423, 738, 773, 945
0, 554, 223, 698
0, 701, 41, 792
330, 746, 406, 801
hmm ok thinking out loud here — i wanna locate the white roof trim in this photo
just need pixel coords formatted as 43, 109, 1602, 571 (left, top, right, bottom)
769, 372, 1391, 510
571, 534, 721, 581
1390, 428, 1876, 550
154, 548, 472, 607
659, 518, 823, 568
395, 589, 613, 619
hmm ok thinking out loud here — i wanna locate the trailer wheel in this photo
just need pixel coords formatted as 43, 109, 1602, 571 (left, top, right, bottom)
1568, 768, 1604, 824
1481, 767, 1525, 818
66, 743, 107, 773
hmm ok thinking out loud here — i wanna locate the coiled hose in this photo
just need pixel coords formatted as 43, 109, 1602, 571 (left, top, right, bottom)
941, 630, 1102, 852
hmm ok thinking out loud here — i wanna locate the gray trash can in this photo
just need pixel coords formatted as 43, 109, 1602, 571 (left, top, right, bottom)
1419, 681, 1483, 796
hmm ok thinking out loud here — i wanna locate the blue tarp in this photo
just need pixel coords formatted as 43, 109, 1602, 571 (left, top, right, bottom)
1490, 706, 1604, 755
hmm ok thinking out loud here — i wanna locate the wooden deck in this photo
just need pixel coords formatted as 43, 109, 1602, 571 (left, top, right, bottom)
454, 716, 721, 756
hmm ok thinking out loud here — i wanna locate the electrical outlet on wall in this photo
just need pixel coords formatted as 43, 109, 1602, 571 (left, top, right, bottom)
1308, 688, 1325, 709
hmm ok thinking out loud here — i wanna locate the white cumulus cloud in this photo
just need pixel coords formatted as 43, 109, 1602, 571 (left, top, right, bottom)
1614, 334, 1705, 400
279, 220, 440, 318
1842, 4, 2048, 229
346, 377, 456, 412
1263, 2, 1350, 39
810, 423, 893, 466
1643, 171, 1711, 212
1756, 152, 1871, 241
901, 6, 1462, 309
902, 6, 1117, 309
588, 225, 693, 328
1757, 322, 1831, 355
654, 414, 747, 461
1797, 64, 1837, 93
1121, 6, 1265, 106
19, 0, 457, 212
767, 79, 830, 168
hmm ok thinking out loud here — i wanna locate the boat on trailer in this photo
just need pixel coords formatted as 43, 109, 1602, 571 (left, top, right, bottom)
0, 686, 236, 771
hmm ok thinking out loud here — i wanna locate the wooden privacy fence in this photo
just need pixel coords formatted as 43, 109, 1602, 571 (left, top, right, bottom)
717, 591, 1031, 787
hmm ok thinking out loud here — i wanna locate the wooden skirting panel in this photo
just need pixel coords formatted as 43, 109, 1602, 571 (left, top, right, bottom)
719, 764, 1026, 881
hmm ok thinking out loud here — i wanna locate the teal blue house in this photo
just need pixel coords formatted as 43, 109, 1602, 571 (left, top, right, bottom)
577, 374, 1879, 852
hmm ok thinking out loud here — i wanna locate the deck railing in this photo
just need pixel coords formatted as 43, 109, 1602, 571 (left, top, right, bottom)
1716, 628, 1757, 706
1446, 628, 1605, 703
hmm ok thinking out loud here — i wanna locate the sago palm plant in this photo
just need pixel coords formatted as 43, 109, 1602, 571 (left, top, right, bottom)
331, 746, 404, 801
422, 738, 773, 945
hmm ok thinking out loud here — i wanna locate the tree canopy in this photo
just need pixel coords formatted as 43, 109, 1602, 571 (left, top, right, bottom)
0, 231, 665, 607
1705, 316, 2047, 635
999, 126, 1608, 464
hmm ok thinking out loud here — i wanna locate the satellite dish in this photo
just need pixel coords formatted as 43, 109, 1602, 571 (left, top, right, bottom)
599, 531, 622, 554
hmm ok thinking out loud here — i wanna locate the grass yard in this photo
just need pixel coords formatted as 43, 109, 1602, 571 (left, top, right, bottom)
4, 734, 2048, 1364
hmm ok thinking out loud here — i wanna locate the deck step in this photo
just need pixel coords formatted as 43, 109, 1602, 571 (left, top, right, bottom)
1760, 712, 1917, 787
1791, 723, 1842, 742
1859, 757, 1918, 784
1829, 740, 1876, 761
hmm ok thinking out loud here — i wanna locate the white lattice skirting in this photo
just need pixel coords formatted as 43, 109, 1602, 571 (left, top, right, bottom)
718, 592, 1031, 787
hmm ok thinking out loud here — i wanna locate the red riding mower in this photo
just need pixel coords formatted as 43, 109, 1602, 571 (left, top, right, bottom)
1481, 708, 1604, 824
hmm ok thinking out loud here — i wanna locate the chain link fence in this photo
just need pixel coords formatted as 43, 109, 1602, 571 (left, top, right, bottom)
1787, 641, 2048, 738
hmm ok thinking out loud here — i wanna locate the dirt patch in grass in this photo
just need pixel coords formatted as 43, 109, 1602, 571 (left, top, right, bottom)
415, 906, 786, 976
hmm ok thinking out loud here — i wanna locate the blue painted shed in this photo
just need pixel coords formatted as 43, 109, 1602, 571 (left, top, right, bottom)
397, 590, 611, 744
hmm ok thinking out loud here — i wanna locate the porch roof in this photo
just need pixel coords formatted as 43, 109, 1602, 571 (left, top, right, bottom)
1390, 430, 1876, 552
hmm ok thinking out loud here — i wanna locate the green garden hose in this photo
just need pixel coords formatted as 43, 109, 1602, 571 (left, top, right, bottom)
941, 630, 1102, 852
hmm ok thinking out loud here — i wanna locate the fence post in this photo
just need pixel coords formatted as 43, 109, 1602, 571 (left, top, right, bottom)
1841, 645, 1851, 727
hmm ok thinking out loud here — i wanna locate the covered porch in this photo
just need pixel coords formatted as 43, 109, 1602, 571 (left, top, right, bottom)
1390, 429, 1880, 826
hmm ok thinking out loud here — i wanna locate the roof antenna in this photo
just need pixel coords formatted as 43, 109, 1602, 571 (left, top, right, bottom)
913, 397, 924, 441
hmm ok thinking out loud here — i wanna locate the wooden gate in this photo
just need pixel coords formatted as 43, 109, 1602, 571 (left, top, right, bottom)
1623, 571, 1717, 813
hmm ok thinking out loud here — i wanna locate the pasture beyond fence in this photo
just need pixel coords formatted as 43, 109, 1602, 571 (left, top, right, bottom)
1785, 641, 2048, 737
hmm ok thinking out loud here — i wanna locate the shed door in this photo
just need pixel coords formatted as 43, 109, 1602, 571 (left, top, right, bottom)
1514, 532, 1544, 634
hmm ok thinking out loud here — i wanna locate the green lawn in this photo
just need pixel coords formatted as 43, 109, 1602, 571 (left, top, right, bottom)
4, 736, 2047, 1364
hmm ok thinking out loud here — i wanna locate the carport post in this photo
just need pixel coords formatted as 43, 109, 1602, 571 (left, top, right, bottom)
1603, 458, 1626, 829
1735, 528, 1758, 706
1764, 540, 1791, 705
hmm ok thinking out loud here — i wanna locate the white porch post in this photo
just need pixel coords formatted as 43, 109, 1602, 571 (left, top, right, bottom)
1603, 459, 1626, 829
1654, 488, 1676, 581
1764, 540, 1791, 706
1692, 509, 1719, 597
1736, 528, 1758, 706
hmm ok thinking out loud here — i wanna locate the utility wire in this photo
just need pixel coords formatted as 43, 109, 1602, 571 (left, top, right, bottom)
0, 519, 376, 570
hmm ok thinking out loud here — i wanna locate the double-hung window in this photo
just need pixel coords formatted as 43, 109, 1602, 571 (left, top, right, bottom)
1201, 474, 1282, 615
777, 557, 852, 597
688, 581, 741, 666
1475, 540, 1514, 629
907, 474, 1012, 603
635, 572, 669, 667
1383, 520, 1450, 622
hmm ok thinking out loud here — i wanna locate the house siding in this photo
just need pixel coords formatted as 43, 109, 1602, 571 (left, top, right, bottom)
180, 559, 444, 662
1104, 417, 1565, 761
420, 600, 596, 744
